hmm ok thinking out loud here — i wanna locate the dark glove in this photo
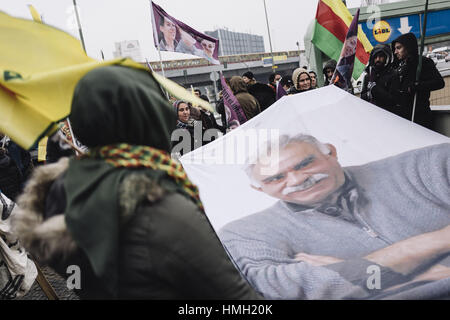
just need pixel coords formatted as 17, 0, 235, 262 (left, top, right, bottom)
407, 81, 420, 94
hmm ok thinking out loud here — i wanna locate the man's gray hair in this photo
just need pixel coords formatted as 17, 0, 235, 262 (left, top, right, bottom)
245, 133, 331, 187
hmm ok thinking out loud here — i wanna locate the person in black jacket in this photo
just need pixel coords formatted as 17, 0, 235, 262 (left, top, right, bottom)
0, 133, 34, 201
242, 71, 276, 112
388, 33, 445, 129
361, 44, 394, 107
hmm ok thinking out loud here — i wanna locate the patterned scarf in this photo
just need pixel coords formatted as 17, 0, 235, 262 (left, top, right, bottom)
87, 143, 204, 211
176, 119, 195, 129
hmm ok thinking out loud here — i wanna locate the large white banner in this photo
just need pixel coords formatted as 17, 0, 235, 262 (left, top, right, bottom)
181, 86, 449, 230
180, 86, 450, 300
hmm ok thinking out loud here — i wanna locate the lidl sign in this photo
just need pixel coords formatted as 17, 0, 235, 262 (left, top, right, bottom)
373, 20, 392, 42
361, 8, 450, 45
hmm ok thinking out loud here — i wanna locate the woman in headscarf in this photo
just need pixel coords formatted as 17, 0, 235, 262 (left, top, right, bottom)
172, 100, 199, 157
12, 65, 261, 300
174, 100, 195, 130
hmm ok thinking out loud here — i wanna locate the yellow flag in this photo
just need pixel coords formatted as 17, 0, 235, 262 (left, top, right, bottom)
37, 136, 48, 162
153, 72, 212, 112
0, 12, 211, 150
27, 4, 43, 23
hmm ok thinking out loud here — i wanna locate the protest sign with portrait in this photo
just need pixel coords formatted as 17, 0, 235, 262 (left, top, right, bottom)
151, 2, 220, 64
180, 85, 450, 300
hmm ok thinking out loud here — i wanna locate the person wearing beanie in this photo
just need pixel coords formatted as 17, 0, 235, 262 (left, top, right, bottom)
242, 71, 256, 85
323, 59, 337, 86
384, 33, 444, 130
360, 44, 394, 107
11, 66, 262, 300
288, 68, 312, 95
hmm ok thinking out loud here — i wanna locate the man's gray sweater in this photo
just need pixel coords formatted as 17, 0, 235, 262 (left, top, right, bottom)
219, 143, 450, 299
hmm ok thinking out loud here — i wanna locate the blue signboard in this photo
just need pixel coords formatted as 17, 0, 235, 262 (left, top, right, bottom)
360, 8, 450, 46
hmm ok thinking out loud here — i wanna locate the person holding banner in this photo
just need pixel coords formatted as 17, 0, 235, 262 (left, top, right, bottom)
12, 65, 261, 300
219, 133, 450, 299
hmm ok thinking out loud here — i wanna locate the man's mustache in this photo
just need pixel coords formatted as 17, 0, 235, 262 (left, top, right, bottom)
282, 173, 329, 195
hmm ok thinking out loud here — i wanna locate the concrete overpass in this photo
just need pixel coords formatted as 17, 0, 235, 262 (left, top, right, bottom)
146, 50, 304, 101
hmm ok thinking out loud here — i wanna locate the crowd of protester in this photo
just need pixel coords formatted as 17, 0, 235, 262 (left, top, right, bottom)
0, 31, 446, 300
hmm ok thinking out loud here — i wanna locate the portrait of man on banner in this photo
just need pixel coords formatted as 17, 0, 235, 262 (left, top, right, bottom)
180, 86, 450, 300
219, 133, 450, 300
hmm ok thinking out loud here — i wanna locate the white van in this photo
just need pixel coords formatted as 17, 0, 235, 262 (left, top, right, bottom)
430, 47, 449, 62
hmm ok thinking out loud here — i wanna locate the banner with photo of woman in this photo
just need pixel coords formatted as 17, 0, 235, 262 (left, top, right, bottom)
150, 1, 220, 65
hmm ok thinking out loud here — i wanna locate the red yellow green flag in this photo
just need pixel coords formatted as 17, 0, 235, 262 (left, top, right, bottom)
312, 0, 373, 79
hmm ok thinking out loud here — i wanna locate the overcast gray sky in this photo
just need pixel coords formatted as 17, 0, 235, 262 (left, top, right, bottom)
1, 0, 363, 62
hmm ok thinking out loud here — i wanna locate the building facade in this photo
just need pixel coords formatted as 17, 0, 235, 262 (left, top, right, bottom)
112, 40, 143, 62
205, 29, 265, 56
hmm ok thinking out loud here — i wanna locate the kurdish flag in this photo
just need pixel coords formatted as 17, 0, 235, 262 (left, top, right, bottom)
312, 0, 373, 79
0, 11, 211, 150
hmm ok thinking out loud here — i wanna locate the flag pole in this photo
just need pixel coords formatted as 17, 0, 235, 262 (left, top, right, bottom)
149, 1, 166, 77
73, 0, 86, 53
145, 58, 155, 72
157, 44, 166, 78
411, 0, 429, 123
263, 0, 275, 72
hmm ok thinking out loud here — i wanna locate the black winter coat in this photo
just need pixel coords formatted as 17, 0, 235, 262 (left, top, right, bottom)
247, 83, 276, 112
361, 65, 394, 108
0, 142, 33, 201
17, 164, 262, 300
386, 33, 445, 129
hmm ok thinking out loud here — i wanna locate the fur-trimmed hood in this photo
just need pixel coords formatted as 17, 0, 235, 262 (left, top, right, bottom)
11, 157, 165, 273
11, 158, 75, 270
